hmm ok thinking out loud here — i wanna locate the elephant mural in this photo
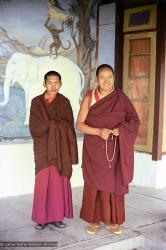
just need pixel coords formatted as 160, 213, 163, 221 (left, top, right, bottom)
0, 52, 84, 125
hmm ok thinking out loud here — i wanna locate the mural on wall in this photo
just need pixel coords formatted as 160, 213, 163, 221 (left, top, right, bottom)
0, 0, 99, 140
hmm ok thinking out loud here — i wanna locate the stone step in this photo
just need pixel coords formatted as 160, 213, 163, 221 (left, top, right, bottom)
60, 231, 142, 250
62, 233, 166, 250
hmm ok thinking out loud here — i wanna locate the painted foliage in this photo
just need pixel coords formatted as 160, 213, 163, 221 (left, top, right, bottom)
0, 0, 98, 140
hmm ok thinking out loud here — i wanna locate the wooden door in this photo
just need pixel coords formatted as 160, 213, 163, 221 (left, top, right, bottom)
123, 32, 156, 152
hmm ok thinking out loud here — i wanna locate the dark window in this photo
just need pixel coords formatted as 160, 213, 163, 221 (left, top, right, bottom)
128, 10, 150, 27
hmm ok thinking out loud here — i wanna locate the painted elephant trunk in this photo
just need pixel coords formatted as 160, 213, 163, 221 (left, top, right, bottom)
0, 78, 11, 105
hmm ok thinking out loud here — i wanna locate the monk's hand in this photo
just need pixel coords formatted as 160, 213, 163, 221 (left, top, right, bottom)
99, 128, 112, 140
112, 128, 119, 137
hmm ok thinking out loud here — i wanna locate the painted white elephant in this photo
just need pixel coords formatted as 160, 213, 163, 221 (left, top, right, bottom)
0, 52, 84, 125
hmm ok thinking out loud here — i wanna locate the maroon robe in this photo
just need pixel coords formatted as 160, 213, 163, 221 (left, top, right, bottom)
82, 88, 140, 196
31, 93, 74, 224
29, 92, 78, 178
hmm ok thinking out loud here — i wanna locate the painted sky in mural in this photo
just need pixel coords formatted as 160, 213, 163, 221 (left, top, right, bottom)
0, 0, 97, 140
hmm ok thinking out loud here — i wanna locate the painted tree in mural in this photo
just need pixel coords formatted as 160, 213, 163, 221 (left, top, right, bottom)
50, 0, 101, 95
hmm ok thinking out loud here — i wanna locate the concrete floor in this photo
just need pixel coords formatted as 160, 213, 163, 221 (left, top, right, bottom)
0, 185, 166, 250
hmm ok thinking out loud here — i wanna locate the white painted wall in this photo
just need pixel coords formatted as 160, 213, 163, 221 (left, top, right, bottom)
98, 3, 115, 67
0, 138, 84, 198
133, 152, 166, 188
1, 138, 166, 198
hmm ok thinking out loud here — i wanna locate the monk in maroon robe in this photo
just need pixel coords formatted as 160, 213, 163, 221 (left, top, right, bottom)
76, 64, 139, 235
29, 71, 78, 230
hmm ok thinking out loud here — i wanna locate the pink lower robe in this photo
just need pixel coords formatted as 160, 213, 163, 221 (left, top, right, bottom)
32, 165, 73, 224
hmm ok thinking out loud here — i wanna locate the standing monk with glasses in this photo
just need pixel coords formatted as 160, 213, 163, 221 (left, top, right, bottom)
29, 71, 78, 230
76, 64, 139, 235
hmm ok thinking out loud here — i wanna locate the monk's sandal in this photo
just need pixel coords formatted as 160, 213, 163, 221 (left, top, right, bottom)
104, 224, 123, 235
87, 223, 100, 235
35, 224, 46, 230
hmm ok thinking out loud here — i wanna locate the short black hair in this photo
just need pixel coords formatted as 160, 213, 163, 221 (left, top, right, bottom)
44, 70, 61, 82
96, 64, 114, 77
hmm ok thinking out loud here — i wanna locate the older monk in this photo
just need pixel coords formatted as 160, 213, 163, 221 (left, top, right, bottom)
76, 64, 139, 235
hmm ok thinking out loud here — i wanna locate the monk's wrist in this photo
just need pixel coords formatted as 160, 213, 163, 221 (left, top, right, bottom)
96, 128, 101, 137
